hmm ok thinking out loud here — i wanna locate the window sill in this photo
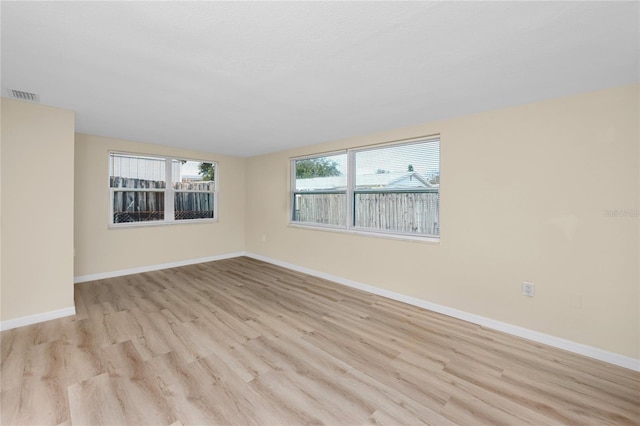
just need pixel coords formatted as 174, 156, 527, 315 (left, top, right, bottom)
288, 222, 440, 244
109, 218, 218, 229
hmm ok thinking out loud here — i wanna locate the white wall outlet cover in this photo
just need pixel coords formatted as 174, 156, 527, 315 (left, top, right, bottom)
522, 281, 535, 297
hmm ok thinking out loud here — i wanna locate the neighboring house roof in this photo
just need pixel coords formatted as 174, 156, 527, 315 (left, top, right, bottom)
296, 175, 347, 191
180, 174, 204, 182
296, 172, 437, 191
386, 172, 432, 188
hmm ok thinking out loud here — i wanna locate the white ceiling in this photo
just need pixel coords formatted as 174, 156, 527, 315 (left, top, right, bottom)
2, 1, 638, 157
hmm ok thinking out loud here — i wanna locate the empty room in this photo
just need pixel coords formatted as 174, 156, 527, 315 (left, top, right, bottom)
1, 1, 639, 425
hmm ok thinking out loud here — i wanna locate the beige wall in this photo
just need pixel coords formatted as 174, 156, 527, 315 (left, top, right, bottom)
0, 101, 3, 319
1, 98, 75, 321
245, 84, 640, 359
74, 134, 245, 277
0, 100, 3, 319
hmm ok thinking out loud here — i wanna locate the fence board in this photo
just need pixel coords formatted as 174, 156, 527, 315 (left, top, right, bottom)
295, 192, 439, 235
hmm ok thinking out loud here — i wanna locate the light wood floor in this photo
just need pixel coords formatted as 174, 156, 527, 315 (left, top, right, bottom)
1, 257, 638, 425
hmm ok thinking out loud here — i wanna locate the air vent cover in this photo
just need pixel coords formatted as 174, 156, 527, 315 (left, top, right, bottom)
8, 89, 40, 103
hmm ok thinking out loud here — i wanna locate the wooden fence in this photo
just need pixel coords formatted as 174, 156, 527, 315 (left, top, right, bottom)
293, 193, 346, 226
294, 191, 440, 235
110, 177, 214, 222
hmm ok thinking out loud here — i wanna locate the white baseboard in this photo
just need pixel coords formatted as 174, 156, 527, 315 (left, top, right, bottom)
1, 307, 76, 331
245, 252, 640, 372
74, 252, 246, 283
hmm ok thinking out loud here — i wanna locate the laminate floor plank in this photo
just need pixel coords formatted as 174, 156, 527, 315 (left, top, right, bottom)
249, 369, 354, 425
145, 352, 234, 426
1, 256, 638, 425
9, 340, 70, 425
341, 367, 457, 426
67, 373, 128, 426
442, 361, 582, 424
1, 329, 30, 393
204, 340, 273, 383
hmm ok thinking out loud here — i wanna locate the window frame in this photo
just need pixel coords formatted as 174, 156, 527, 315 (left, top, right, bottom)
289, 136, 440, 242
108, 151, 218, 228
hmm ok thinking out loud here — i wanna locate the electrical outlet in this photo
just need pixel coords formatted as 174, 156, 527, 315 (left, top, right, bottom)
522, 281, 535, 297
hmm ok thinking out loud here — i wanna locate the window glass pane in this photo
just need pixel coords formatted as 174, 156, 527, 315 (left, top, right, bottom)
109, 153, 166, 189
112, 191, 165, 223
171, 160, 215, 190
355, 141, 439, 189
110, 153, 166, 223
175, 193, 215, 220
354, 140, 440, 236
293, 193, 347, 226
172, 159, 216, 220
294, 154, 347, 190
293, 153, 347, 226
354, 192, 440, 235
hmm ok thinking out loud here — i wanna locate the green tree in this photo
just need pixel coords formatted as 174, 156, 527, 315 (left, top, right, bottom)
198, 162, 215, 181
296, 158, 341, 178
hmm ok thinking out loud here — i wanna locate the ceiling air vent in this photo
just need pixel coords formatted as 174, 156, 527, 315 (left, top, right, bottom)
8, 89, 40, 103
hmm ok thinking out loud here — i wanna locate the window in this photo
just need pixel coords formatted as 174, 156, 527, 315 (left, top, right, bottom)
291, 137, 440, 238
109, 152, 217, 226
